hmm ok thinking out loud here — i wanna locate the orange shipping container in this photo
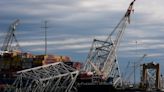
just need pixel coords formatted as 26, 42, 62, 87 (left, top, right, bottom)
42, 55, 71, 65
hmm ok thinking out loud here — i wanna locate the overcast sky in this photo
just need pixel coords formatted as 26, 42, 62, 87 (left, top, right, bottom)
1, 0, 164, 81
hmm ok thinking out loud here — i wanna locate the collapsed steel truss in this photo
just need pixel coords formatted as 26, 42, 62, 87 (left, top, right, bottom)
7, 62, 79, 92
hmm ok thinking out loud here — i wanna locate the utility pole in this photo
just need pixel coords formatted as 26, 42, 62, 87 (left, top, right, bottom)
134, 61, 136, 87
41, 20, 48, 56
134, 41, 138, 87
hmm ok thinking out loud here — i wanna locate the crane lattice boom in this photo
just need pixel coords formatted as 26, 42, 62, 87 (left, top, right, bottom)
84, 0, 136, 87
1, 19, 20, 52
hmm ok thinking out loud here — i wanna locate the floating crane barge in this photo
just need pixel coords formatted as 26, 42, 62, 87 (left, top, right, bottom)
77, 0, 136, 91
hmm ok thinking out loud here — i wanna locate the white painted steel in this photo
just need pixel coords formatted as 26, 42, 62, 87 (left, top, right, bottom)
8, 62, 79, 92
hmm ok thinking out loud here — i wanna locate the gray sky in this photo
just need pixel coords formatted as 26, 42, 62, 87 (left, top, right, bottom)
1, 0, 164, 82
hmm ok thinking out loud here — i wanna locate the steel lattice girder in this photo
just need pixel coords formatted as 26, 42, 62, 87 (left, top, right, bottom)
142, 62, 160, 89
7, 62, 79, 92
84, 39, 122, 87
83, 1, 136, 87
